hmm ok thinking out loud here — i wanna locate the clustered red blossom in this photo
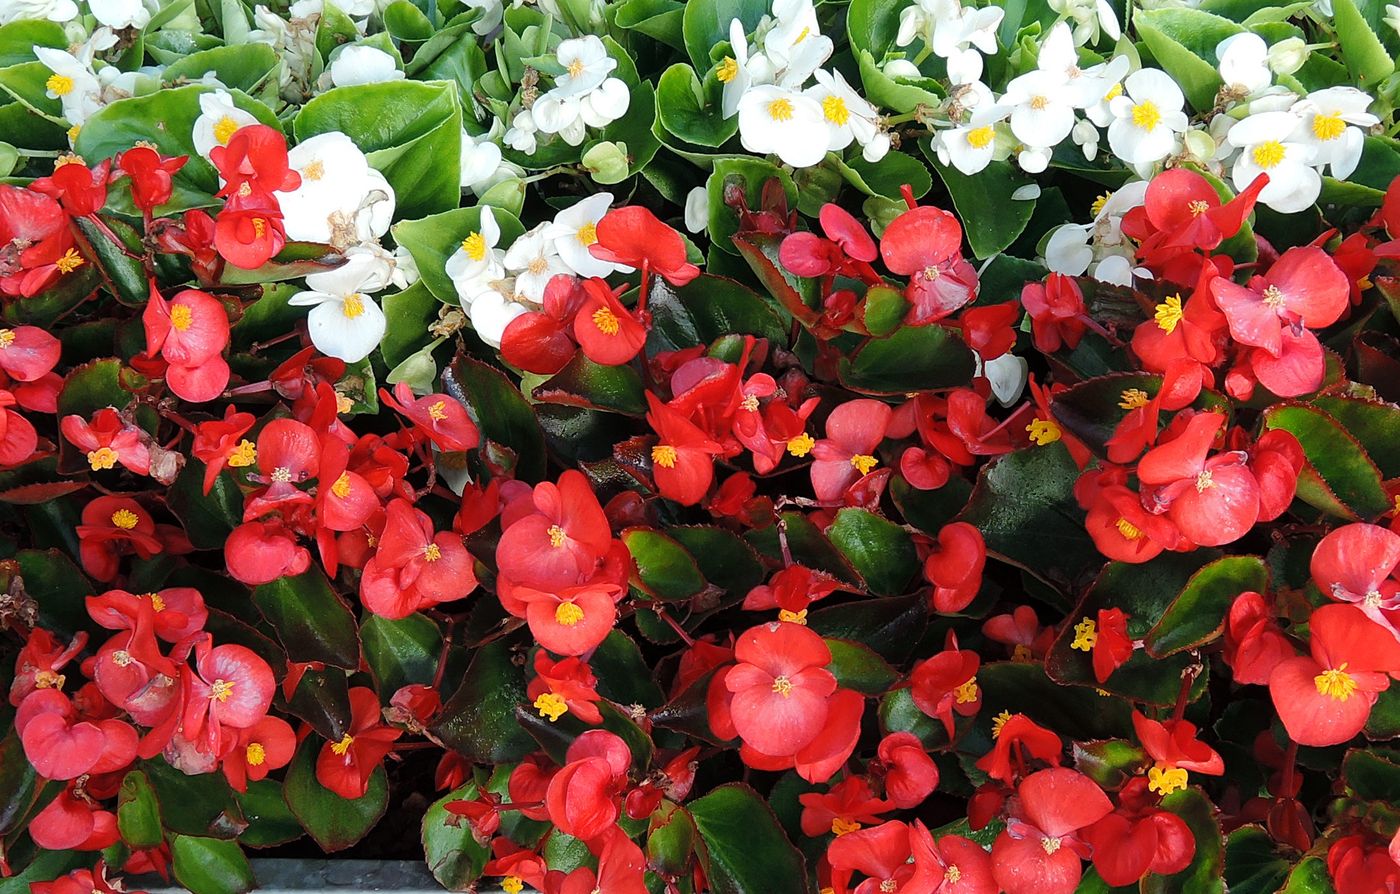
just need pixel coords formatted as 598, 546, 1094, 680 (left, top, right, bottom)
7, 120, 1400, 894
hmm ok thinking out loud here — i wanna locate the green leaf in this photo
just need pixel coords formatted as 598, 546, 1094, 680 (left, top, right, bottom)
286, 666, 352, 742
590, 630, 666, 707
847, 0, 906, 57
422, 783, 489, 889
656, 63, 737, 148
838, 324, 977, 394
824, 638, 898, 694
1223, 826, 1291, 894
623, 528, 707, 601
236, 779, 304, 848
842, 152, 933, 201
57, 358, 137, 418
978, 661, 1134, 741
925, 154, 1036, 259
1309, 394, 1400, 479
167, 461, 243, 550
808, 593, 928, 663
117, 771, 163, 848
681, 0, 771, 69
1262, 403, 1390, 520
878, 686, 942, 747
668, 526, 766, 605
826, 508, 919, 596
251, 570, 361, 670
689, 783, 807, 894
432, 639, 535, 763
648, 274, 789, 352
1343, 748, 1400, 802
442, 353, 548, 482
533, 352, 648, 416
361, 612, 443, 696
294, 80, 462, 219
0, 20, 67, 67
0, 730, 38, 836
383, 0, 435, 39
144, 759, 247, 839
707, 158, 798, 256
391, 204, 525, 306
1145, 555, 1269, 657
1074, 739, 1146, 789
8, 549, 91, 636
616, 0, 687, 49
746, 511, 862, 586
647, 801, 699, 877
162, 43, 280, 93
1333, 0, 1395, 86
171, 835, 255, 894
1142, 788, 1224, 894
1135, 8, 1236, 110
957, 444, 1103, 592
284, 738, 388, 851
1279, 856, 1335, 893
380, 281, 439, 368
73, 216, 148, 307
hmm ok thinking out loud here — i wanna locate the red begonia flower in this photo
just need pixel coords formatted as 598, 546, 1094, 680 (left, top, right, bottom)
1310, 522, 1400, 640
1021, 273, 1087, 354
646, 392, 723, 506
879, 203, 977, 325
380, 382, 480, 452
31, 159, 110, 218
501, 273, 586, 374
574, 277, 646, 366
826, 820, 940, 894
180, 639, 276, 758
221, 715, 296, 792
909, 633, 980, 739
545, 729, 631, 842
1223, 590, 1294, 686
724, 621, 836, 757
497, 468, 612, 589
1269, 603, 1400, 746
0, 184, 80, 298
588, 206, 699, 286
975, 713, 1062, 785
922, 522, 986, 613
811, 399, 891, 503
61, 408, 151, 475
991, 768, 1114, 894
1137, 411, 1260, 547
1132, 711, 1223, 797
119, 146, 187, 213
1082, 778, 1195, 886
209, 124, 300, 197
316, 686, 403, 799
361, 498, 477, 619
799, 775, 892, 837
527, 649, 603, 725
0, 324, 60, 382
225, 519, 311, 585
877, 731, 939, 809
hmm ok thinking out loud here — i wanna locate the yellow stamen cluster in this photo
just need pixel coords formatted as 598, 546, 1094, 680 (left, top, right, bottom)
555, 602, 585, 626
110, 509, 140, 529
1071, 617, 1098, 651
1148, 764, 1188, 796
652, 444, 678, 468
787, 432, 815, 456
1026, 418, 1061, 446
534, 692, 568, 722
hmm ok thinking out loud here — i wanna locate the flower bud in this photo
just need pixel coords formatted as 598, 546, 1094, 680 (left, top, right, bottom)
1267, 37, 1307, 75
582, 140, 629, 184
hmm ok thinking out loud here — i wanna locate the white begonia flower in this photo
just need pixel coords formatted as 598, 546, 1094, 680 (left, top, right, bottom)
1004, 69, 1077, 150
1038, 24, 1131, 109
89, 0, 152, 29
579, 78, 630, 127
35, 46, 102, 125
931, 2, 1003, 85
553, 36, 616, 97
896, 0, 949, 50
462, 0, 504, 35
468, 289, 527, 348
718, 19, 771, 118
938, 104, 1010, 175
548, 192, 623, 278
531, 93, 588, 146
460, 122, 522, 195
765, 0, 834, 87
287, 254, 388, 363
882, 58, 923, 79
503, 222, 571, 304
277, 132, 396, 247
1072, 117, 1101, 160
1044, 224, 1094, 275
330, 46, 404, 87
1017, 145, 1053, 173
504, 108, 538, 154
1387, 3, 1400, 36
1048, 0, 1121, 45
684, 186, 709, 234
192, 90, 259, 157
340, 243, 402, 292
1226, 110, 1320, 213
1216, 33, 1271, 95
1290, 87, 1379, 180
1106, 68, 1189, 164
445, 206, 506, 306
391, 244, 420, 288
806, 69, 882, 155
977, 352, 1029, 406
0, 0, 77, 24
1091, 254, 1147, 287
737, 84, 829, 168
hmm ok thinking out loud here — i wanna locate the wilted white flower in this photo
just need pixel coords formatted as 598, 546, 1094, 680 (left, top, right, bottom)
277, 132, 395, 247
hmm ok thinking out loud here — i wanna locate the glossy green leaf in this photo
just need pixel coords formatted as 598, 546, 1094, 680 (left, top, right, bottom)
1263, 403, 1390, 520
171, 835, 255, 894
925, 155, 1036, 259
824, 638, 899, 694
1222, 826, 1291, 894
361, 612, 443, 696
392, 205, 525, 306
283, 738, 388, 852
1051, 372, 1230, 458
236, 779, 304, 848
1146, 555, 1269, 657
647, 273, 789, 352
0, 730, 38, 835
623, 528, 707, 601
826, 508, 919, 596
1074, 739, 1146, 789
681, 0, 770, 69
251, 570, 361, 669
656, 63, 737, 148
167, 461, 243, 550
422, 783, 489, 889
533, 352, 648, 416
838, 324, 977, 394
117, 770, 163, 848
441, 353, 548, 482
144, 758, 247, 839
1333, 0, 1395, 86
689, 783, 807, 894
432, 640, 535, 763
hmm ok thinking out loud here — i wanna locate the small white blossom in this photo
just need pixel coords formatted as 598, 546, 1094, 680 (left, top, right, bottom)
329, 46, 404, 87
1290, 87, 1379, 180
552, 36, 616, 97
765, 0, 833, 87
1048, 0, 1121, 44
806, 69, 882, 157
192, 89, 259, 158
288, 253, 388, 363
684, 186, 709, 234
89, 0, 153, 29
278, 132, 395, 247
737, 84, 829, 168
1106, 68, 1189, 164
445, 205, 506, 306
547, 192, 622, 278
0, 0, 77, 24
503, 223, 571, 304
35, 46, 102, 125
1227, 110, 1320, 213
1216, 33, 1271, 95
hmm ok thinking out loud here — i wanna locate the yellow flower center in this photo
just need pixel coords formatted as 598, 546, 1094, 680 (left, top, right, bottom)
1026, 418, 1061, 446
548, 524, 567, 548
1071, 617, 1098, 651
1041, 837, 1062, 855
502, 878, 524, 894
831, 817, 861, 836
428, 400, 449, 421
0, 330, 14, 349
462, 231, 486, 261
1091, 191, 1112, 217
422, 543, 442, 562
740, 394, 760, 412
1312, 110, 1346, 142
67, 124, 81, 142
822, 95, 850, 126
147, 592, 165, 612
592, 306, 621, 335
1315, 664, 1357, 701
1131, 100, 1161, 131
336, 392, 354, 414
795, 26, 811, 43
246, 742, 266, 766
567, 58, 586, 79
534, 692, 568, 722
953, 677, 979, 704
966, 125, 995, 149
1261, 284, 1286, 311
771, 675, 793, 697
850, 454, 878, 475
1195, 470, 1214, 492
56, 248, 84, 274
717, 56, 739, 83
1119, 388, 1150, 410
787, 432, 815, 457
1103, 83, 1123, 102
1188, 199, 1210, 216
652, 444, 677, 468
767, 98, 794, 121
1115, 517, 1143, 540
778, 608, 808, 624
170, 303, 194, 331
46, 73, 74, 96
527, 256, 550, 276
330, 472, 351, 499
1030, 95, 1050, 110
303, 158, 326, 181
576, 222, 597, 246
1155, 294, 1184, 333
34, 669, 64, 690
228, 440, 257, 467
1012, 644, 1033, 663
110, 508, 140, 529
111, 650, 133, 667
331, 733, 354, 755
210, 679, 234, 702
1148, 764, 1188, 796
271, 466, 293, 483
991, 710, 1012, 738
1251, 140, 1286, 169
88, 447, 119, 471
945, 866, 962, 885
213, 116, 241, 146
555, 601, 585, 626
342, 293, 366, 319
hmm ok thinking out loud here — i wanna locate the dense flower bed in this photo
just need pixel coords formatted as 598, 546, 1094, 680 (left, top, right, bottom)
2, 0, 1400, 892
